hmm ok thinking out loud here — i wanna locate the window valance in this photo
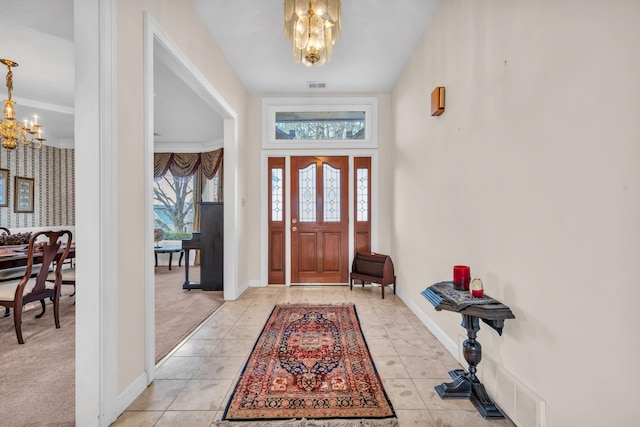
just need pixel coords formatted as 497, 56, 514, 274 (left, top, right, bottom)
154, 149, 223, 180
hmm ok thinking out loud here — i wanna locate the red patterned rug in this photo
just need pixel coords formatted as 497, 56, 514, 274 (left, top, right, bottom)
220, 304, 397, 426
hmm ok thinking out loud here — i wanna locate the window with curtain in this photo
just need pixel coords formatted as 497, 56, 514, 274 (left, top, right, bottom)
153, 149, 223, 240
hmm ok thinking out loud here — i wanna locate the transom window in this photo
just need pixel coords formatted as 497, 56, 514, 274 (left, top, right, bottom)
275, 111, 365, 140
263, 97, 378, 149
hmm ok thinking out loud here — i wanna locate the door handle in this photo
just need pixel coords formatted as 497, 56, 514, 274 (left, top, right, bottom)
292, 219, 297, 224
292, 226, 297, 232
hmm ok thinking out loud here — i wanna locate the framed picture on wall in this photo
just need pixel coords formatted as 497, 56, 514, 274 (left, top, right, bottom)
0, 169, 8, 207
14, 176, 34, 213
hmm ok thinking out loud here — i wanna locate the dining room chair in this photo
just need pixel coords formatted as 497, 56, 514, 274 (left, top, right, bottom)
1, 225, 12, 317
0, 229, 73, 344
46, 261, 75, 297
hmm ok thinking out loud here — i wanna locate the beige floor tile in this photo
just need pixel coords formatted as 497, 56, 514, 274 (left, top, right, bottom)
384, 324, 422, 340
154, 410, 217, 427
172, 339, 221, 357
213, 303, 247, 314
428, 409, 516, 426
357, 313, 386, 326
226, 323, 263, 340
435, 347, 463, 368
373, 305, 404, 316
380, 378, 426, 410
361, 324, 391, 339
411, 378, 476, 411
374, 356, 410, 378
110, 411, 163, 426
392, 338, 435, 356
205, 311, 243, 326
126, 379, 188, 411
192, 356, 247, 379
168, 379, 234, 411
399, 355, 451, 379
155, 356, 206, 380
366, 338, 399, 357
299, 288, 324, 303
236, 309, 272, 325
214, 339, 255, 356
395, 409, 437, 426
354, 303, 378, 313
212, 411, 224, 422
190, 323, 234, 340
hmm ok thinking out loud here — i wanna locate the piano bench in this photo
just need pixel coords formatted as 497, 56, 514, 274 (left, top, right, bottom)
154, 247, 184, 271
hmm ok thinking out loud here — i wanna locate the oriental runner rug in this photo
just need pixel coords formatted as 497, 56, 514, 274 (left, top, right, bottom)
219, 304, 397, 427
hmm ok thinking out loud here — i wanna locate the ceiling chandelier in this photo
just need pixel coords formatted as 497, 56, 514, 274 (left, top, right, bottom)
283, 0, 341, 67
1, 59, 44, 150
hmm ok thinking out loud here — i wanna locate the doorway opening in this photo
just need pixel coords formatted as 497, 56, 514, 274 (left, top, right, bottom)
145, 15, 238, 379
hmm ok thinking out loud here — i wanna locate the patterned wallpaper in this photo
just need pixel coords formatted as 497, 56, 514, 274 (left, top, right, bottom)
0, 145, 75, 228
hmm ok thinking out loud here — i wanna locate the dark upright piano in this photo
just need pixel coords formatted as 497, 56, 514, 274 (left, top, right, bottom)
181, 202, 223, 291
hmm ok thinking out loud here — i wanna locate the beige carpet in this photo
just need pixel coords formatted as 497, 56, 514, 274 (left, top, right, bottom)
0, 287, 76, 427
0, 266, 224, 426
154, 265, 225, 362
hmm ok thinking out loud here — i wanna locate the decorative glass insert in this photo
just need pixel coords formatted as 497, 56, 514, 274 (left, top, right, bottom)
356, 168, 369, 222
323, 164, 341, 222
276, 111, 365, 140
271, 168, 283, 221
299, 164, 316, 222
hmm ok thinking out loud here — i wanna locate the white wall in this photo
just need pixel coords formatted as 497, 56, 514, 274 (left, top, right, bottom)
391, 1, 639, 425
113, 0, 248, 402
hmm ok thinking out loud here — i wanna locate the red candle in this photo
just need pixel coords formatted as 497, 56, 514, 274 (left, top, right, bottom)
453, 265, 470, 291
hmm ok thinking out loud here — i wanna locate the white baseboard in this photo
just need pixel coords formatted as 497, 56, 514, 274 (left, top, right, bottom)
114, 371, 148, 424
248, 279, 267, 288
235, 280, 252, 298
395, 288, 458, 360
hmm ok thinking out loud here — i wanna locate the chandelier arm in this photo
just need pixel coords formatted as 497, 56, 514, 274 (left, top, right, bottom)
6, 69, 12, 100
0, 59, 44, 150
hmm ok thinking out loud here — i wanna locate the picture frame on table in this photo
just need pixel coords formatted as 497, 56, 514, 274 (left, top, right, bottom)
0, 169, 8, 207
14, 176, 34, 213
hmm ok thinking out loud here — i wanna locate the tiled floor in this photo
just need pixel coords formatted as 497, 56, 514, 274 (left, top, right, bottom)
112, 286, 515, 426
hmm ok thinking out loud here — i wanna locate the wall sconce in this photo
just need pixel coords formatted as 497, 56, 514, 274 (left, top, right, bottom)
430, 86, 445, 116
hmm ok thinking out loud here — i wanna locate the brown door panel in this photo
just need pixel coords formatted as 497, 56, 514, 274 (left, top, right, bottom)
291, 156, 348, 283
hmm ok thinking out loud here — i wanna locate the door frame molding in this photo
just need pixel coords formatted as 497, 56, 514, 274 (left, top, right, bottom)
143, 12, 239, 387
260, 150, 379, 286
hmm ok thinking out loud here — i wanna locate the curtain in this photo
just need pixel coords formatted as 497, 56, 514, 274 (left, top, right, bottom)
154, 149, 223, 265
153, 149, 223, 180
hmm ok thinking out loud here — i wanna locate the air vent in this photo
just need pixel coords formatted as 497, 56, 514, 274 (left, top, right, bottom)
307, 81, 326, 89
479, 356, 547, 427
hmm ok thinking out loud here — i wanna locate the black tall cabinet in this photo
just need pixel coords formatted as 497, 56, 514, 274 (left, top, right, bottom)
199, 202, 223, 291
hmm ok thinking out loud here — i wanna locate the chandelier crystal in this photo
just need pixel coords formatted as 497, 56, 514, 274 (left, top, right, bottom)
283, 0, 341, 67
1, 59, 44, 150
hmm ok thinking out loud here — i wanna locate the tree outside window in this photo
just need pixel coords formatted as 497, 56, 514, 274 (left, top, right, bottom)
153, 174, 194, 240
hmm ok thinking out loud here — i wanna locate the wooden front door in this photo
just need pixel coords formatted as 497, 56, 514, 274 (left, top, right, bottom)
291, 156, 349, 283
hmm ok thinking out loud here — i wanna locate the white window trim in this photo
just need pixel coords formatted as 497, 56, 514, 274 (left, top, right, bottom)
262, 97, 378, 150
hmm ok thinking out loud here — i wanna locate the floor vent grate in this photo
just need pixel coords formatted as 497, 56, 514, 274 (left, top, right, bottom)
307, 81, 326, 89
495, 365, 546, 427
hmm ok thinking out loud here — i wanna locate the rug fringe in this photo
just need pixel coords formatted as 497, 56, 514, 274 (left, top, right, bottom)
213, 418, 398, 427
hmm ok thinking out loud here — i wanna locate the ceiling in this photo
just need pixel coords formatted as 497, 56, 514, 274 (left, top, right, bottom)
1, 0, 440, 148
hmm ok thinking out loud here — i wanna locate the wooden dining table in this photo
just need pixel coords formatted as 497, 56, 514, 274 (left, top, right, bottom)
0, 245, 75, 270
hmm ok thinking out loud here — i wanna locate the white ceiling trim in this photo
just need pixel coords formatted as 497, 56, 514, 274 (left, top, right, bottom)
11, 96, 74, 115
154, 138, 224, 153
